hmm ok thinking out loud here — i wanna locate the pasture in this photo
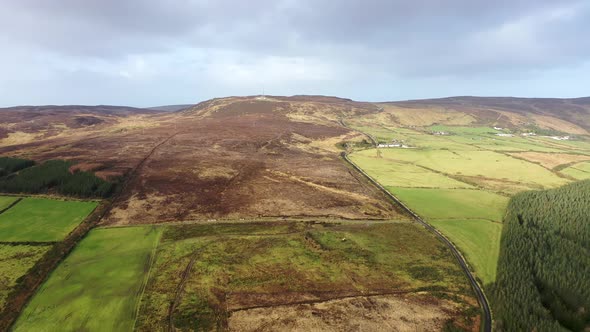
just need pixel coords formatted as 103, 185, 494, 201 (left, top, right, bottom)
0, 196, 18, 211
0, 198, 97, 242
13, 226, 161, 332
349, 153, 472, 188
346, 122, 579, 286
387, 187, 508, 221
560, 161, 590, 180
430, 220, 502, 285
0, 245, 51, 311
372, 149, 569, 193
136, 221, 478, 331
428, 125, 500, 135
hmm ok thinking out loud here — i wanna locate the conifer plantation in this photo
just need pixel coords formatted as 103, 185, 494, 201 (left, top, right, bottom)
491, 180, 590, 332
0, 158, 113, 198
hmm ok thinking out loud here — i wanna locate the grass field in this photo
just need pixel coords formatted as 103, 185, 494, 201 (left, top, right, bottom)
0, 245, 51, 311
369, 149, 569, 192
14, 226, 161, 332
348, 118, 590, 287
430, 220, 502, 286
348, 114, 590, 292
560, 161, 590, 180
349, 153, 472, 188
388, 187, 508, 221
135, 221, 477, 331
0, 198, 97, 242
0, 196, 18, 211
428, 125, 500, 135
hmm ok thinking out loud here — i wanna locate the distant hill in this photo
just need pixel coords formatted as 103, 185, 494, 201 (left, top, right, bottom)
0, 105, 160, 143
146, 104, 194, 112
0, 105, 157, 115
379, 96, 590, 134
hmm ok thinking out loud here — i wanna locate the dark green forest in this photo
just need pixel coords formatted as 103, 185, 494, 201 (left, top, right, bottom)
0, 157, 35, 177
0, 158, 113, 198
491, 180, 590, 332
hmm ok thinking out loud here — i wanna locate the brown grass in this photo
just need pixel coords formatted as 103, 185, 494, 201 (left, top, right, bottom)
228, 293, 466, 332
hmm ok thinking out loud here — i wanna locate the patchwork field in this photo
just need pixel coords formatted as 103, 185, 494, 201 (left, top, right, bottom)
0, 244, 51, 311
0, 198, 97, 242
3, 96, 590, 330
369, 149, 568, 193
15, 221, 479, 331
14, 226, 162, 332
348, 120, 590, 287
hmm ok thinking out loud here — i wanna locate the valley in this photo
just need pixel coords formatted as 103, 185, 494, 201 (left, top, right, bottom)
0, 95, 589, 331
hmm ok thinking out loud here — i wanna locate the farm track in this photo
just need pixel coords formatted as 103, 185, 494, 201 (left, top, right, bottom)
167, 244, 211, 332
340, 120, 492, 332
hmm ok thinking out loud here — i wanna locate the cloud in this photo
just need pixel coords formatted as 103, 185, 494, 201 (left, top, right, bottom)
0, 0, 589, 106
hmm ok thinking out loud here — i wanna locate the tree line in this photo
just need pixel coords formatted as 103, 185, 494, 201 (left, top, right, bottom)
490, 180, 590, 331
0, 158, 113, 198
0, 157, 35, 177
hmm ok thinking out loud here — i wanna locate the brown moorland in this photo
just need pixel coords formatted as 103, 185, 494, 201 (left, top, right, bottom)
2, 95, 589, 225
0, 97, 405, 224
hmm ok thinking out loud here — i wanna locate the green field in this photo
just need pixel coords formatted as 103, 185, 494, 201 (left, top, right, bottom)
370, 149, 569, 192
0, 198, 97, 242
388, 187, 508, 221
428, 125, 500, 135
560, 161, 590, 180
430, 220, 502, 286
349, 153, 472, 188
0, 245, 51, 310
348, 117, 590, 288
14, 226, 162, 332
0, 196, 18, 211
136, 222, 476, 331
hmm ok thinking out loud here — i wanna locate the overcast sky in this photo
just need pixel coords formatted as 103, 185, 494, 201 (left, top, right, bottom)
1, 0, 589, 107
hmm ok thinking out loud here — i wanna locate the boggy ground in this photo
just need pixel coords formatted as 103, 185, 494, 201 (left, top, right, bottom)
134, 221, 480, 331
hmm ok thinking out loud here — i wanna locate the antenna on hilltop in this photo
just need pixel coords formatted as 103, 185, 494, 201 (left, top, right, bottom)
257, 85, 267, 100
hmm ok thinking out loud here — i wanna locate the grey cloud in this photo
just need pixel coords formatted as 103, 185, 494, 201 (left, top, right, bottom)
0, 0, 589, 106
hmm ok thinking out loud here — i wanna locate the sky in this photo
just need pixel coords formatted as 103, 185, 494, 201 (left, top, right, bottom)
1, 0, 589, 107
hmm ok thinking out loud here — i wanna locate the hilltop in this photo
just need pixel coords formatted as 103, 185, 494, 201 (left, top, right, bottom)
1, 95, 588, 224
